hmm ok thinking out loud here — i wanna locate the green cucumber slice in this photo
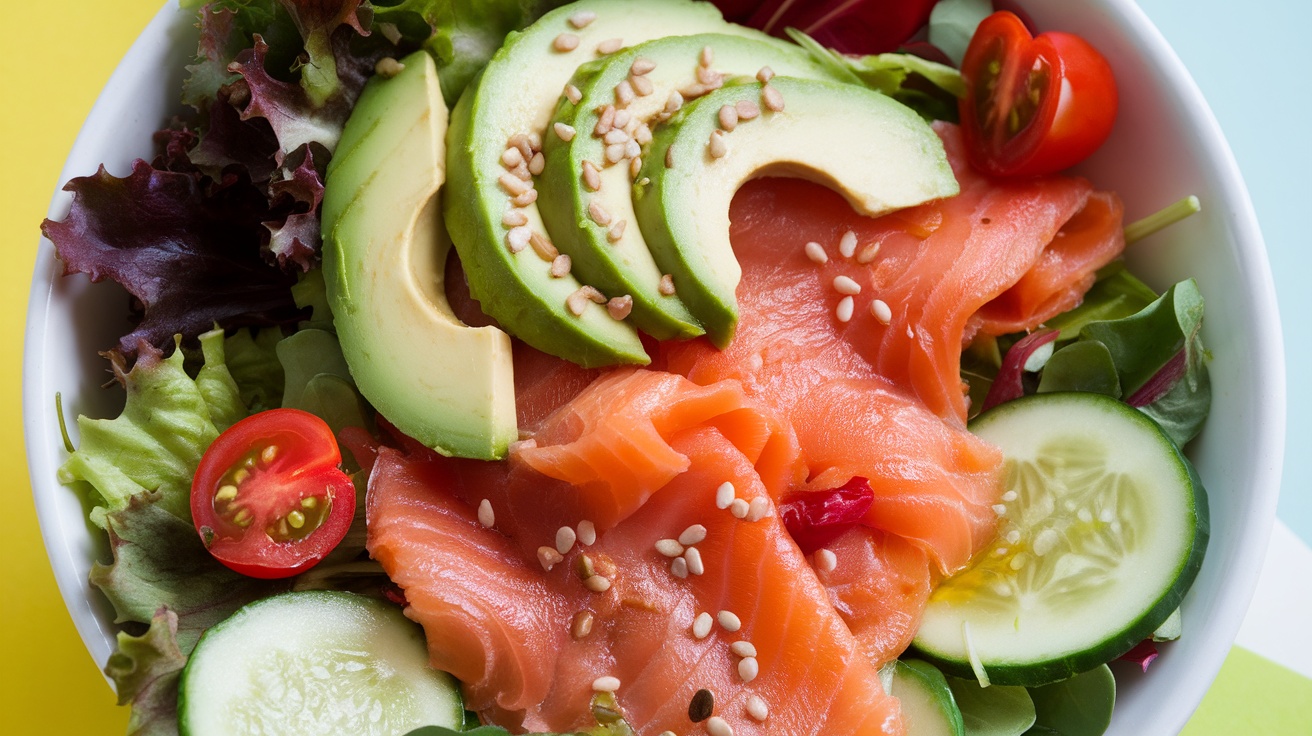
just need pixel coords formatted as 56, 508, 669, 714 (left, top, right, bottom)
888, 660, 966, 736
179, 591, 461, 735
912, 392, 1209, 686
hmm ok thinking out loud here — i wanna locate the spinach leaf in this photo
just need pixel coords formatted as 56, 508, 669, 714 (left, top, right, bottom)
1024, 665, 1116, 736
1037, 341, 1121, 398
1044, 264, 1159, 341
947, 677, 1037, 736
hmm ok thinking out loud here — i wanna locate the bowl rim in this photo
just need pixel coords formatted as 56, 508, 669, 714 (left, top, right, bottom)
22, 0, 1286, 728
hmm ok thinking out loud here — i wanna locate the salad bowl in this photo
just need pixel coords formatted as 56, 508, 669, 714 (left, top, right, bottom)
24, 0, 1284, 733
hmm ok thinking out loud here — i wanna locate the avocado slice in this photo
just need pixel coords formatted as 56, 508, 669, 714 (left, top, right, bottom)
321, 52, 517, 460
634, 77, 961, 346
538, 32, 843, 340
444, 0, 759, 366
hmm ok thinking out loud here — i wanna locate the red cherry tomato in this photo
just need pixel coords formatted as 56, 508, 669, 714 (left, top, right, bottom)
191, 408, 356, 579
959, 11, 1118, 177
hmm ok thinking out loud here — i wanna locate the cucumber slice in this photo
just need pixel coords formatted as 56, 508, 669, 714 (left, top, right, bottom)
912, 393, 1208, 686
888, 660, 965, 736
179, 591, 462, 735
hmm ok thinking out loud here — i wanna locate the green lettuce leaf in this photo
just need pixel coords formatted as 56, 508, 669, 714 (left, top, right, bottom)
927, 0, 992, 66
1044, 263, 1160, 341
224, 328, 286, 414
58, 328, 246, 527
104, 608, 187, 736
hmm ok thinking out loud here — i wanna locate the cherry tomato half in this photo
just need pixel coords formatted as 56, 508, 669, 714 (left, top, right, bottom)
191, 408, 356, 579
959, 11, 1118, 178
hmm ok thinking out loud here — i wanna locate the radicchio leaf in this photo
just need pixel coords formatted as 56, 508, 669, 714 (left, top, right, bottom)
746, 0, 937, 55
1118, 639, 1160, 673
41, 161, 304, 356
265, 143, 328, 271
780, 477, 874, 555
277, 0, 371, 106
188, 88, 281, 184
981, 329, 1059, 411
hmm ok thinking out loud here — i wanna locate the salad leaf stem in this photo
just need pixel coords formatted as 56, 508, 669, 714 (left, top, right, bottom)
55, 392, 74, 453
1123, 195, 1201, 245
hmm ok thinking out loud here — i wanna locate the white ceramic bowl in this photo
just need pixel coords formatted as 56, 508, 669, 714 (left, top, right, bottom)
25, 1, 1285, 733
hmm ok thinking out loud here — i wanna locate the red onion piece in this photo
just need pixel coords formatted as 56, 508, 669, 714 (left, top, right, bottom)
1126, 349, 1187, 408
1118, 639, 1160, 672
980, 329, 1060, 412
780, 477, 874, 554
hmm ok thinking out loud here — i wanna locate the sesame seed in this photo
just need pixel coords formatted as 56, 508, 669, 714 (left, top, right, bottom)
629, 156, 643, 177
603, 128, 629, 145
637, 176, 650, 186
605, 143, 626, 164
665, 90, 684, 113
906, 323, 915, 338
553, 33, 580, 52
556, 525, 577, 555
499, 172, 531, 196
659, 274, 676, 295
717, 610, 742, 632
597, 37, 623, 55
550, 254, 571, 278
595, 105, 616, 136
501, 146, 524, 168
706, 716, 733, 736
836, 296, 855, 323
670, 557, 689, 579
692, 612, 713, 639
708, 130, 728, 158
805, 241, 828, 264
615, 79, 635, 106
833, 275, 862, 295
613, 109, 632, 129
566, 289, 589, 317
746, 496, 770, 522
606, 295, 633, 320
631, 74, 654, 96
684, 546, 705, 575
696, 65, 723, 86
508, 134, 533, 160
511, 189, 538, 207
762, 84, 785, 112
527, 132, 543, 153
634, 124, 652, 145
730, 641, 757, 658
538, 546, 563, 571
589, 200, 613, 226
624, 139, 641, 159
715, 481, 736, 509
607, 219, 627, 243
871, 299, 892, 324
503, 209, 528, 228
1002, 490, 1018, 502
583, 286, 607, 304
815, 548, 837, 572
756, 66, 775, 83
554, 122, 576, 142
585, 575, 612, 592
374, 57, 405, 79
746, 695, 769, 722
582, 161, 602, 191
735, 99, 761, 121
839, 230, 858, 258
655, 538, 685, 557
506, 226, 531, 253
730, 498, 749, 518
571, 610, 594, 639
700, 45, 715, 67
569, 10, 597, 28
578, 520, 597, 546
564, 83, 582, 104
679, 524, 708, 546
530, 232, 557, 261
857, 242, 881, 263
738, 656, 759, 683
689, 689, 714, 722
592, 676, 621, 692
718, 105, 739, 131
477, 499, 494, 528
664, 146, 676, 169
509, 161, 531, 181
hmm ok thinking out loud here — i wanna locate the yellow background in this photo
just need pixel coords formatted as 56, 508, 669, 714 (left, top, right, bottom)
1, 1, 1303, 734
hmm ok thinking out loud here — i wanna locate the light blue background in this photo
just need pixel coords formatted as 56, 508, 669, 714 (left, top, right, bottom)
1136, 0, 1308, 544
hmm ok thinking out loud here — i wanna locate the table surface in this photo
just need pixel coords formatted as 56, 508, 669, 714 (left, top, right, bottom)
2, 1, 1306, 733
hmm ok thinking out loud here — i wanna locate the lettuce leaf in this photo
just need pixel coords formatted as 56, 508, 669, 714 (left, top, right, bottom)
223, 328, 286, 413
104, 609, 187, 736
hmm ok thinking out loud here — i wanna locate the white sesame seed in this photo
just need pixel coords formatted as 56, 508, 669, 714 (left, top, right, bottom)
762, 84, 785, 112
631, 73, 654, 96
607, 219, 627, 243
508, 134, 533, 160
512, 189, 538, 207
637, 177, 650, 186
718, 610, 742, 632
603, 128, 630, 145
572, 521, 596, 547
502, 209, 528, 228
738, 656, 759, 683
906, 323, 915, 339
730, 498, 749, 518
730, 641, 757, 658
629, 156, 643, 177
756, 66, 775, 83
554, 122, 576, 142
679, 524, 708, 546
374, 57, 404, 78
634, 124, 652, 145
696, 65, 723, 86
589, 200, 613, 226
631, 57, 656, 76
582, 161, 601, 191
585, 574, 612, 592
664, 146, 676, 169
566, 289, 589, 317
700, 45, 715, 66
564, 83, 582, 104
746, 496, 770, 522
477, 499, 495, 528
833, 275, 862, 295
624, 139, 641, 159
592, 675, 621, 692
605, 143, 626, 164
665, 90, 684, 113
596, 37, 624, 55
508, 161, 531, 181
606, 295, 633, 321
506, 226, 531, 253
530, 232, 557, 261
670, 556, 689, 579
569, 10, 597, 28
501, 146, 524, 168
993, 504, 1008, 516
719, 105, 739, 131
1002, 490, 1018, 502
595, 105, 615, 136
537, 546, 563, 571
613, 109, 632, 129
655, 538, 685, 557
556, 526, 577, 555
615, 79, 635, 106
708, 130, 728, 159
857, 242, 881, 264
735, 99, 761, 120
658, 274, 676, 296
871, 299, 892, 324
804, 241, 828, 264
815, 548, 837, 572
746, 695, 769, 722
706, 716, 733, 736
571, 610, 594, 639
527, 132, 542, 153
836, 296, 855, 323
716, 481, 736, 509
553, 33, 579, 52
550, 254, 571, 278
684, 546, 705, 575
528, 152, 546, 176
839, 230, 857, 258
692, 612, 713, 639
499, 172, 531, 196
